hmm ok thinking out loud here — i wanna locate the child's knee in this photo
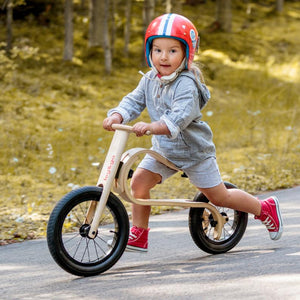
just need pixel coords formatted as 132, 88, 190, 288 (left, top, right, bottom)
208, 196, 226, 207
200, 185, 230, 207
130, 176, 144, 194
130, 168, 161, 197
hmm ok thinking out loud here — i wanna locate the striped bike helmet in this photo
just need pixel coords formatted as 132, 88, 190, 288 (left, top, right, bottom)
145, 13, 199, 70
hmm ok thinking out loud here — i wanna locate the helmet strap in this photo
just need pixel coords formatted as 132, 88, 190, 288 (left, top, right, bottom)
149, 55, 187, 84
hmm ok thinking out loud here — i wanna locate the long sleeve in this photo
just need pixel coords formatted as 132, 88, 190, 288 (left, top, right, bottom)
108, 76, 147, 123
160, 78, 201, 139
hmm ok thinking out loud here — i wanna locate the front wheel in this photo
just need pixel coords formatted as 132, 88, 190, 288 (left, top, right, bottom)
47, 186, 129, 276
189, 182, 248, 254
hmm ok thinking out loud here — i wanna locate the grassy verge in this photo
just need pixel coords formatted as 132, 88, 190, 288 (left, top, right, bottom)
0, 1, 299, 244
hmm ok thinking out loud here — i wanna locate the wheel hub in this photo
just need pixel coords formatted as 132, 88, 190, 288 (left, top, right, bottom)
79, 224, 97, 239
208, 212, 229, 227
208, 214, 217, 227
221, 212, 229, 223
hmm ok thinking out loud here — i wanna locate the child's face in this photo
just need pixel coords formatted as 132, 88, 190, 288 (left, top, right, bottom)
151, 38, 185, 76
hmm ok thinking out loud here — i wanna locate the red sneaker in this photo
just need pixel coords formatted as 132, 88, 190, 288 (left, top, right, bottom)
255, 196, 283, 240
126, 226, 149, 252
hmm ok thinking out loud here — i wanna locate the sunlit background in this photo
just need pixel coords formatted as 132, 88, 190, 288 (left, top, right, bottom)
0, 0, 299, 244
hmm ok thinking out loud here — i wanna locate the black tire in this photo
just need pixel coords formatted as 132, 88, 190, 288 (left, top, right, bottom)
47, 186, 129, 276
189, 182, 248, 254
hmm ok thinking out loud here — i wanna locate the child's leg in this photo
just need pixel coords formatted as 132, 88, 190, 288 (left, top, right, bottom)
130, 167, 162, 229
125, 167, 161, 252
199, 182, 283, 240
198, 182, 261, 215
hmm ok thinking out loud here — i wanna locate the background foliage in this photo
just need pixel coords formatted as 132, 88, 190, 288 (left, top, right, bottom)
0, 0, 299, 244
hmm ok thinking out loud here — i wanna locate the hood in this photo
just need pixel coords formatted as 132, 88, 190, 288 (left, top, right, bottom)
180, 69, 211, 110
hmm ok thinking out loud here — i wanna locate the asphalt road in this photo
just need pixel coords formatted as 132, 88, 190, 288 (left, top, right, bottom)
1, 186, 300, 300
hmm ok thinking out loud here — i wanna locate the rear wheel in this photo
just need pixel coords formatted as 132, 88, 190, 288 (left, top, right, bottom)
47, 186, 129, 276
189, 182, 248, 254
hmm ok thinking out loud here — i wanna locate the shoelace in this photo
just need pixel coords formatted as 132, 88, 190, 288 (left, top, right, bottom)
262, 216, 276, 230
128, 233, 137, 241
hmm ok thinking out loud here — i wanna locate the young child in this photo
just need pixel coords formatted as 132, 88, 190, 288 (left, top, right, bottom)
103, 14, 283, 252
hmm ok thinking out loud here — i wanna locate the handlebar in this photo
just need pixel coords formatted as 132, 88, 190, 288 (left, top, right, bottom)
112, 124, 151, 136
111, 124, 134, 132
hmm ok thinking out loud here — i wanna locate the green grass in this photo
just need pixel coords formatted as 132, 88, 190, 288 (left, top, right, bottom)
0, 1, 299, 243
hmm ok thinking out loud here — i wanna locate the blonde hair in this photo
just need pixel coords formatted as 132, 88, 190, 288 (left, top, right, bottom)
190, 63, 205, 84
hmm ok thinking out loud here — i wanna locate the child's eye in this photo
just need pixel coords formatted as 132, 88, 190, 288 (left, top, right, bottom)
170, 49, 177, 53
153, 48, 161, 53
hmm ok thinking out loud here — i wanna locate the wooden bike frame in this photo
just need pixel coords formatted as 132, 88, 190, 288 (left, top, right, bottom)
88, 124, 225, 240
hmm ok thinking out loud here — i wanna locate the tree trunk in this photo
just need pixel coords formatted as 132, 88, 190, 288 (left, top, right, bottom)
166, 0, 172, 13
216, 0, 232, 32
103, 0, 112, 73
143, 0, 155, 28
172, 0, 183, 14
142, 0, 155, 66
6, 0, 13, 55
63, 0, 73, 61
110, 0, 116, 57
166, 0, 182, 14
124, 0, 132, 57
276, 0, 284, 13
88, 0, 104, 47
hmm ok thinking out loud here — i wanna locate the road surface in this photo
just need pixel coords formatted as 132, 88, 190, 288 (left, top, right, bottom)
1, 186, 300, 299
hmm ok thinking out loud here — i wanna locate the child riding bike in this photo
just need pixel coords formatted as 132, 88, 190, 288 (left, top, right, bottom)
103, 13, 283, 252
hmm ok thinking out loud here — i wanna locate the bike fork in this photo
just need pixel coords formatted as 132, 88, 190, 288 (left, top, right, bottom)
87, 129, 129, 239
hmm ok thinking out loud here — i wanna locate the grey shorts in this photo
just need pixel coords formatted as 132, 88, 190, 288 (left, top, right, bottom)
138, 154, 222, 189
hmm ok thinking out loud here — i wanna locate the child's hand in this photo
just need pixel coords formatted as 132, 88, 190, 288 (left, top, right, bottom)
133, 120, 171, 136
132, 122, 151, 137
103, 113, 123, 131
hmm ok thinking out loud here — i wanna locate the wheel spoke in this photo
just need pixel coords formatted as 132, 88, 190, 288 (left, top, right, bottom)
62, 232, 81, 244
189, 185, 248, 254
204, 206, 244, 242
47, 187, 129, 275
94, 237, 108, 256
72, 236, 84, 259
61, 209, 121, 263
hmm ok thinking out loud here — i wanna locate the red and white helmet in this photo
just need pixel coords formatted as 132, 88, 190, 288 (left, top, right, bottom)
145, 14, 199, 70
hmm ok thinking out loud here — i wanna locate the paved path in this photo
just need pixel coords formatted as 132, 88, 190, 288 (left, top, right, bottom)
1, 186, 300, 299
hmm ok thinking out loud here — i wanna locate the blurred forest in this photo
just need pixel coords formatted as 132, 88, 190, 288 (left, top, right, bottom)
0, 0, 299, 244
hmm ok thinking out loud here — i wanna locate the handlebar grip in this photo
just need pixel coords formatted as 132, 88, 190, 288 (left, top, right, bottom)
111, 124, 152, 136
111, 124, 133, 132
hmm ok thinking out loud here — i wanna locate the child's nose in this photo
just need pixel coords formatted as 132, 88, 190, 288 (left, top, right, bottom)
161, 51, 168, 60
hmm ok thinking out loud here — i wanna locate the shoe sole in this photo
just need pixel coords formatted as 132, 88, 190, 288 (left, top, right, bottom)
271, 196, 283, 240
107, 241, 148, 253
126, 245, 148, 253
